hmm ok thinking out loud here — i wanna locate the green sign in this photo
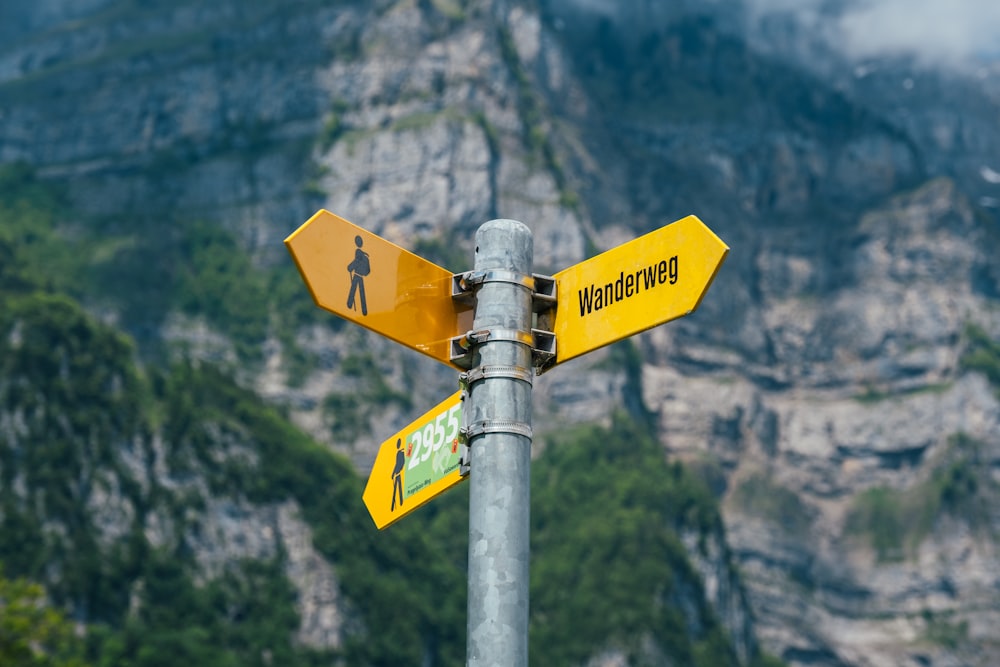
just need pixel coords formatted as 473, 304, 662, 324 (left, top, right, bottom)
401, 396, 463, 498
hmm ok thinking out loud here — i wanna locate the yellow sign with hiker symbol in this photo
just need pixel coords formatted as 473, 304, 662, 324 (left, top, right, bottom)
284, 210, 473, 367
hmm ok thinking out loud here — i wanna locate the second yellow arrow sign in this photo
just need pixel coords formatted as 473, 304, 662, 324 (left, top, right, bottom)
362, 391, 467, 529
548, 215, 729, 366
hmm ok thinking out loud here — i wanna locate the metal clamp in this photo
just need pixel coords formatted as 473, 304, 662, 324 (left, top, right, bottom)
450, 328, 557, 370
478, 328, 534, 346
452, 270, 534, 306
461, 419, 533, 441
463, 269, 535, 289
456, 414, 535, 475
460, 365, 534, 388
449, 328, 536, 368
452, 271, 555, 308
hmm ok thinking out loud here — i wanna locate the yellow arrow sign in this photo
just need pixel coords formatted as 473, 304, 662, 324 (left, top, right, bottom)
547, 215, 728, 366
363, 391, 466, 529
284, 210, 473, 367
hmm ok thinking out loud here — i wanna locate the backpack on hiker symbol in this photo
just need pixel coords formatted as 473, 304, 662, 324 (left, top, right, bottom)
349, 250, 370, 276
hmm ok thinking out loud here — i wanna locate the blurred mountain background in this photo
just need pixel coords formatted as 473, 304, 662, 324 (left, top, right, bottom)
1, 0, 999, 666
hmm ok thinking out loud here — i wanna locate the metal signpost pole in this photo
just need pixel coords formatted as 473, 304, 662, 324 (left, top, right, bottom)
465, 219, 534, 667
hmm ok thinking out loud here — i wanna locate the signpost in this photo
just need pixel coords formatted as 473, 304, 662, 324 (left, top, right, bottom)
285, 207, 729, 667
545, 215, 729, 366
362, 391, 466, 529
284, 209, 473, 367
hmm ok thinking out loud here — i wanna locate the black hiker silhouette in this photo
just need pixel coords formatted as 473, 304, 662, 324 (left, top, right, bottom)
391, 438, 405, 511
347, 235, 369, 316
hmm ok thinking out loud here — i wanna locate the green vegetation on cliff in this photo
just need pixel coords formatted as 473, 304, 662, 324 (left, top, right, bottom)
0, 163, 326, 374
846, 433, 999, 562
962, 323, 1000, 394
0, 569, 89, 667
531, 417, 737, 666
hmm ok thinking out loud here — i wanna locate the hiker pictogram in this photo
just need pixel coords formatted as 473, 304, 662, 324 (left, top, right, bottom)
391, 438, 405, 511
347, 235, 370, 315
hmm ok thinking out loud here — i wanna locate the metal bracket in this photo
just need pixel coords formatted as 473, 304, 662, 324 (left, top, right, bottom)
452, 271, 557, 310
532, 329, 556, 366
449, 271, 558, 370
531, 275, 557, 371
449, 327, 533, 368
458, 442, 471, 476
530, 274, 556, 313
449, 328, 556, 370
458, 389, 471, 476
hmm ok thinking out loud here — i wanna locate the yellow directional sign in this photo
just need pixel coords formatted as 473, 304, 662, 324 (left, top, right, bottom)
548, 215, 728, 365
363, 391, 466, 529
284, 210, 473, 367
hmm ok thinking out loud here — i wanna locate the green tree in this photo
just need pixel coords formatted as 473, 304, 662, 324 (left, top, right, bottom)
0, 569, 89, 667
530, 415, 736, 667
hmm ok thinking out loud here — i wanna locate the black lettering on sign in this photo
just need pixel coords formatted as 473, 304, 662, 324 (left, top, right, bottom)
577, 255, 679, 317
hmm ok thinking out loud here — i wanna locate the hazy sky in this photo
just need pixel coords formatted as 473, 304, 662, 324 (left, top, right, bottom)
747, 0, 1000, 64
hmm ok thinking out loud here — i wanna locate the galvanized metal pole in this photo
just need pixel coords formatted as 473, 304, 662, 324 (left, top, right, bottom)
466, 219, 533, 667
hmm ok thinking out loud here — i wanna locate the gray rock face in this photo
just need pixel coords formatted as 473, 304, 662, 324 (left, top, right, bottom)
3, 1, 1000, 666
644, 182, 1000, 666
276, 501, 350, 650
141, 429, 351, 651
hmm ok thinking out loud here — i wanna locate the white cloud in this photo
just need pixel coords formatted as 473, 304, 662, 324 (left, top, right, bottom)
837, 0, 1000, 63
559, 0, 1000, 64
746, 0, 1000, 64
982, 165, 1000, 184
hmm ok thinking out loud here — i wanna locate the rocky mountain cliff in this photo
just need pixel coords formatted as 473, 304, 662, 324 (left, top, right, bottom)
2, 0, 1000, 666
